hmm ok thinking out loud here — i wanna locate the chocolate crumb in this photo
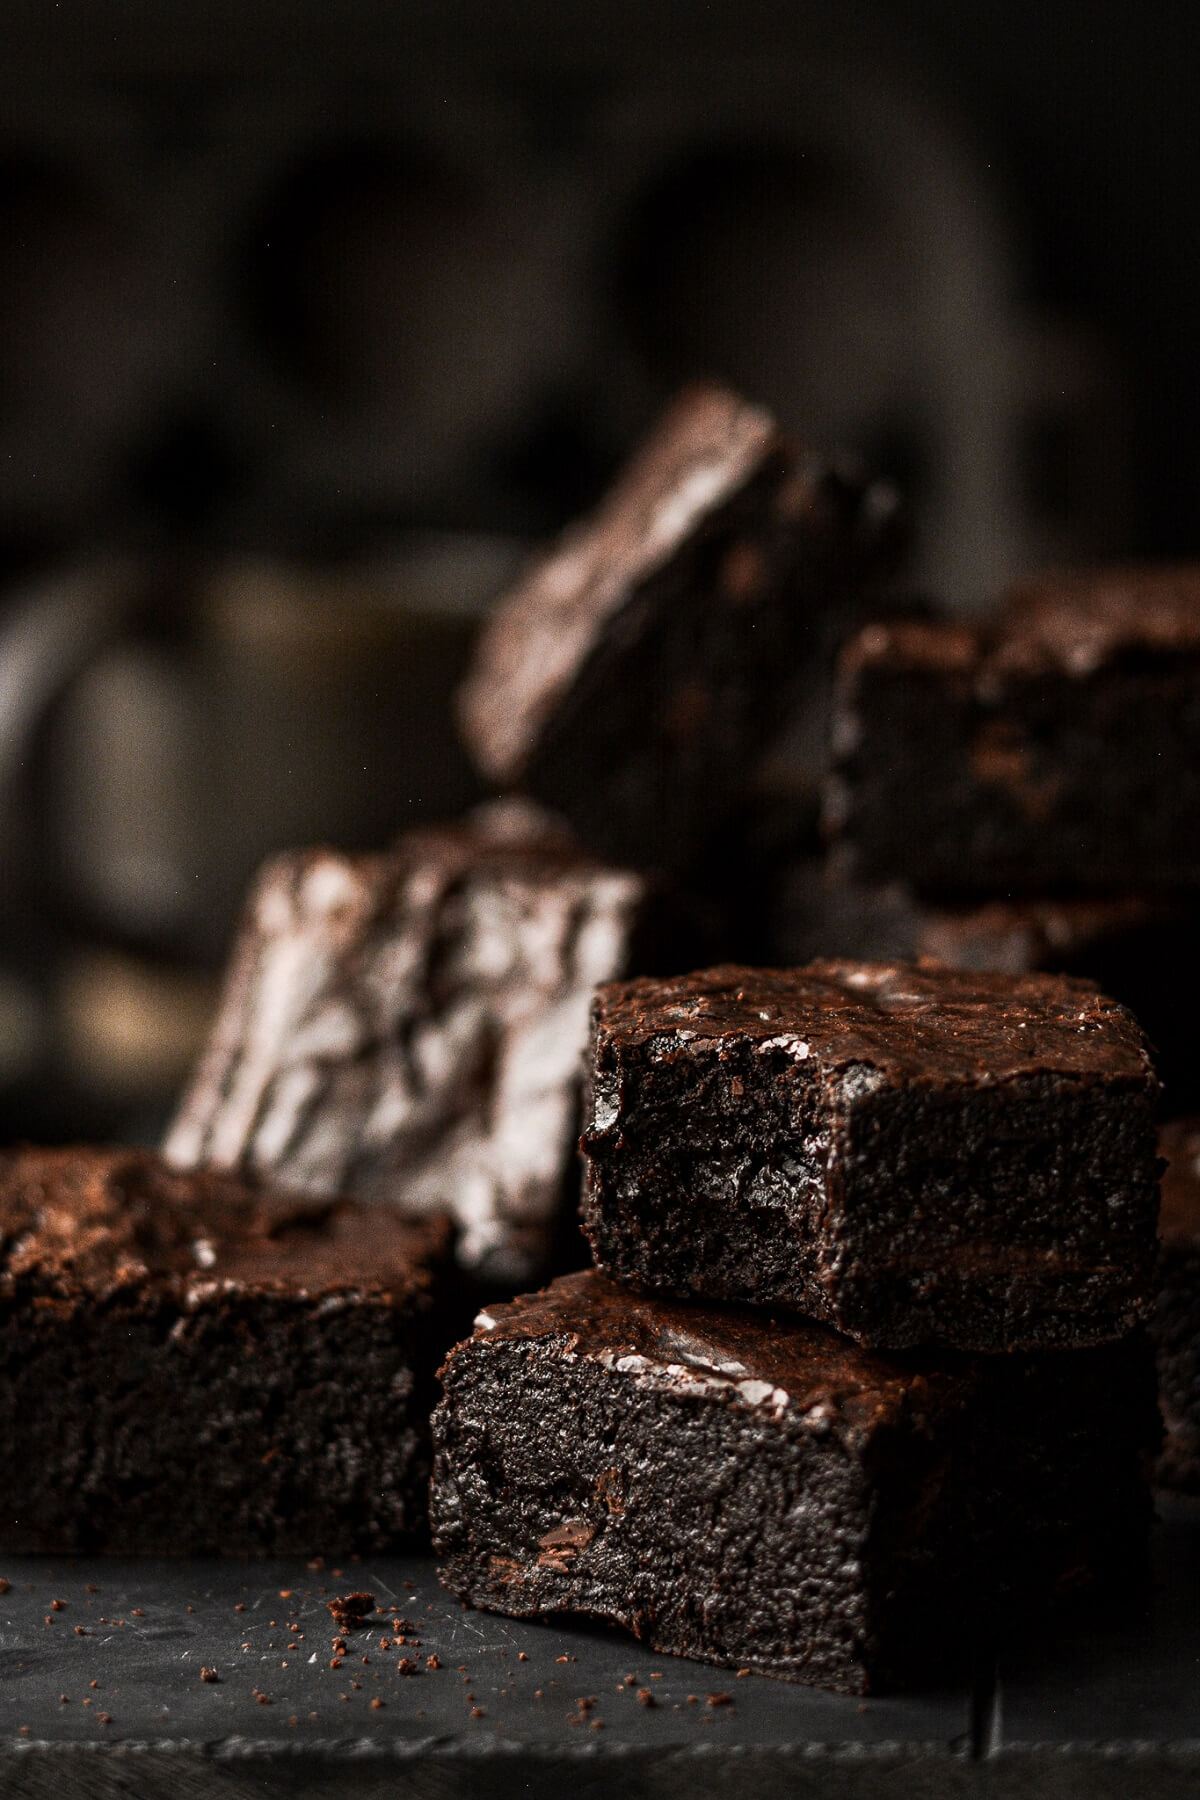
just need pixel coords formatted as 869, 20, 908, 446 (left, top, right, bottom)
707, 1693, 733, 1708
255, 1693, 271, 1706
288, 1715, 299, 1728
200, 1667, 219, 1684
50, 1599, 65, 1612
638, 1689, 656, 1708
85, 1585, 98, 1594
73, 1626, 86, 1637
736, 1668, 751, 1678
234, 1603, 244, 1613
89, 1681, 98, 1689
371, 1697, 384, 1710
329, 1658, 343, 1670
470, 1706, 485, 1719
327, 1592, 375, 1631
398, 1658, 418, 1676
687, 1695, 699, 1706
425, 1655, 440, 1670
130, 1609, 143, 1617
59, 1695, 68, 1705
590, 1719, 604, 1731
518, 1652, 528, 1662
0, 1579, 13, 1594
98, 1714, 112, 1725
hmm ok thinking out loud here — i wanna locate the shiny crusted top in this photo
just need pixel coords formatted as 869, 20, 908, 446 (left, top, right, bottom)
841, 563, 1200, 684
457, 383, 784, 782
467, 1270, 963, 1442
0, 1146, 448, 1302
591, 960, 1158, 1089
1158, 1120, 1200, 1243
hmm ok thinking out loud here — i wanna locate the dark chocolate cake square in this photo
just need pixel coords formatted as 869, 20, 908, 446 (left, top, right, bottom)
580, 959, 1160, 1351
826, 567, 1200, 893
0, 1147, 449, 1555
457, 382, 901, 871
432, 1272, 1155, 1693
164, 800, 654, 1282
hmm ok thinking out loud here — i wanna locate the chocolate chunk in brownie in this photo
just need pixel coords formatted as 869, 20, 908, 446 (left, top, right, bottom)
457, 382, 902, 871
826, 568, 1200, 893
771, 864, 1200, 1105
580, 960, 1160, 1351
1152, 1119, 1200, 1492
164, 800, 658, 1283
432, 1272, 1155, 1694
0, 1146, 450, 1555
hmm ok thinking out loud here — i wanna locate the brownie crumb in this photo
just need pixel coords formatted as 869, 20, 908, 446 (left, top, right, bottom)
517, 1652, 527, 1662
50, 1599, 65, 1612
73, 1626, 86, 1637
98, 1713, 112, 1725
736, 1668, 751, 1678
371, 1697, 384, 1710
425, 1654, 440, 1670
0, 1580, 9, 1595
470, 1706, 485, 1719
327, 1592, 375, 1631
637, 1689, 656, 1708
707, 1693, 733, 1708
398, 1658, 418, 1676
200, 1668, 220, 1684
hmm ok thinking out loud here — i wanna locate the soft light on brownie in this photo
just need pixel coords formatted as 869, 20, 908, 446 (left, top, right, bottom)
432, 1271, 1155, 1694
164, 800, 652, 1281
580, 959, 1160, 1351
0, 1146, 450, 1555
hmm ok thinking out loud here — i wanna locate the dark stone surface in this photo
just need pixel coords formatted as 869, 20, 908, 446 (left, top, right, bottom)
0, 1512, 1194, 1796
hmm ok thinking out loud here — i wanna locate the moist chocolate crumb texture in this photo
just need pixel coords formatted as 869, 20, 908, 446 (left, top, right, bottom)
431, 1272, 1157, 1694
1153, 1119, 1200, 1493
0, 1146, 450, 1555
164, 800, 654, 1283
826, 565, 1200, 893
580, 960, 1160, 1352
457, 381, 903, 872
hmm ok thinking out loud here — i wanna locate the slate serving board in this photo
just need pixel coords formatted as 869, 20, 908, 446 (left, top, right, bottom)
0, 1500, 1194, 1799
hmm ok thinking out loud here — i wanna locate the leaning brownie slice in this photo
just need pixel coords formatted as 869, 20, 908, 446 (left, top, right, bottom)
457, 382, 901, 871
164, 800, 655, 1282
1153, 1119, 1200, 1492
432, 1272, 1155, 1693
0, 1147, 450, 1554
826, 568, 1200, 893
580, 960, 1159, 1351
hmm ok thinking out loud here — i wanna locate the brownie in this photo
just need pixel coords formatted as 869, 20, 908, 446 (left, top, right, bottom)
164, 800, 656, 1283
770, 862, 1200, 1105
457, 382, 902, 871
1153, 1119, 1200, 1492
580, 960, 1160, 1351
826, 567, 1200, 893
0, 1146, 450, 1555
432, 1272, 1156, 1694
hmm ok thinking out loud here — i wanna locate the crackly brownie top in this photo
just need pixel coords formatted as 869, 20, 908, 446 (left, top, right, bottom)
1159, 1120, 1200, 1243
0, 1147, 448, 1301
840, 565, 1200, 685
467, 1270, 961, 1441
592, 960, 1157, 1088
457, 383, 787, 781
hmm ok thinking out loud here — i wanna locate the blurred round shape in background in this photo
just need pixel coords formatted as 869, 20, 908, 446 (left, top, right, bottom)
241, 139, 551, 453
617, 142, 925, 489
56, 949, 217, 1104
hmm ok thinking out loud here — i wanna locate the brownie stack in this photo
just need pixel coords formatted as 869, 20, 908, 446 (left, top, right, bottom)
807, 565, 1200, 1108
431, 956, 1162, 1693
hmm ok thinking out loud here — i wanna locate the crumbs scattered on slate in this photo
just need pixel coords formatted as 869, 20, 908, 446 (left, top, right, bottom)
327, 1592, 375, 1630
200, 1667, 220, 1684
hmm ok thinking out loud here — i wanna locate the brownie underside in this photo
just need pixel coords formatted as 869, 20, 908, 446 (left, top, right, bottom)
0, 1284, 436, 1555
582, 1037, 1158, 1350
835, 655, 1200, 893
432, 1330, 1153, 1693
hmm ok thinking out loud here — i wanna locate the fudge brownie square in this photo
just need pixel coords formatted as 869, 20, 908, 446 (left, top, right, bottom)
1152, 1119, 1200, 1492
457, 382, 902, 871
432, 1272, 1155, 1694
580, 960, 1160, 1351
0, 1146, 450, 1555
826, 567, 1200, 894
164, 800, 657, 1283
770, 862, 1200, 1106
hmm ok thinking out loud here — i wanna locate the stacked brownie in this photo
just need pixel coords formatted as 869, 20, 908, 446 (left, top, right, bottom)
431, 957, 1162, 1692
813, 566, 1200, 1107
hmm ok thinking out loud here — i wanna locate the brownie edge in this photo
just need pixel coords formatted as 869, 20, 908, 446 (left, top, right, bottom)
431, 1273, 1155, 1693
580, 960, 1160, 1351
0, 1146, 451, 1555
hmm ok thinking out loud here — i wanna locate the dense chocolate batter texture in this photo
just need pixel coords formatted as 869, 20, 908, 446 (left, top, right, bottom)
432, 1272, 1155, 1693
0, 1146, 450, 1554
1153, 1119, 1200, 1492
457, 381, 902, 870
580, 960, 1160, 1351
164, 800, 652, 1281
826, 564, 1200, 892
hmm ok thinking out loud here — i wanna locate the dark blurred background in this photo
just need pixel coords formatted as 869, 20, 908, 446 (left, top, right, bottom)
0, 0, 1193, 1139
